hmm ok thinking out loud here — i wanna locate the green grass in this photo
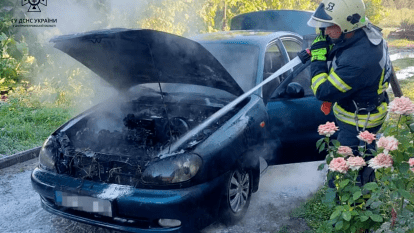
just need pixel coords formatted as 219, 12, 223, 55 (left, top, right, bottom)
392, 58, 414, 71
391, 58, 414, 101
0, 95, 73, 155
388, 39, 414, 49
290, 186, 334, 231
397, 77, 414, 101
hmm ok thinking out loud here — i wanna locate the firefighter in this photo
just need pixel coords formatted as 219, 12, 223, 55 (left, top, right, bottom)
307, 0, 392, 186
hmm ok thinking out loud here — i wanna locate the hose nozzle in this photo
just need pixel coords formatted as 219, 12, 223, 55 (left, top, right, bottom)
297, 48, 311, 64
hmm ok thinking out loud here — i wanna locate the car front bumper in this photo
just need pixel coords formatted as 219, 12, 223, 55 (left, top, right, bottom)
31, 167, 229, 233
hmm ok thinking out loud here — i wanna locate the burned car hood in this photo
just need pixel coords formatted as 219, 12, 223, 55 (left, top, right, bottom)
50, 28, 244, 96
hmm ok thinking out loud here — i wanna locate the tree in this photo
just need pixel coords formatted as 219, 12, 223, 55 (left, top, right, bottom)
137, 0, 319, 35
382, 0, 396, 8
200, 0, 318, 32
364, 0, 386, 25
0, 0, 33, 92
139, 0, 206, 36
392, 0, 414, 9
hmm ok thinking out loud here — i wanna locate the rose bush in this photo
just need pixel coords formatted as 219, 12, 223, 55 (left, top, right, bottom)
347, 157, 366, 171
357, 130, 376, 145
318, 121, 339, 137
315, 96, 414, 233
377, 136, 399, 154
338, 146, 354, 156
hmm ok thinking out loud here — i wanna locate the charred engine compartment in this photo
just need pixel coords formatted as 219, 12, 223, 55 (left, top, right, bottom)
53, 96, 245, 187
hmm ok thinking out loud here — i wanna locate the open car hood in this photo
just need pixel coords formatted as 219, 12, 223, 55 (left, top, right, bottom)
50, 28, 244, 96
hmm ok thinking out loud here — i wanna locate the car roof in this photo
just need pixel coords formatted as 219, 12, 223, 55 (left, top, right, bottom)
190, 30, 302, 47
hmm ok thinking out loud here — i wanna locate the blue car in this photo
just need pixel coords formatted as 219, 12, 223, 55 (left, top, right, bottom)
31, 10, 335, 233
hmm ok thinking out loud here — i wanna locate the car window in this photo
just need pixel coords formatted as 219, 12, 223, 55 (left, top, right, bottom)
281, 39, 302, 60
262, 44, 284, 101
281, 39, 313, 96
200, 43, 259, 92
291, 68, 314, 97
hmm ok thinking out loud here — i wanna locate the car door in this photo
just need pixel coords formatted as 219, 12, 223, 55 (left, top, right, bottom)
264, 37, 335, 165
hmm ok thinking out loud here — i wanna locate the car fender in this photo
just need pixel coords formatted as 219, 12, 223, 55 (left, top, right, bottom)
236, 149, 261, 193
192, 95, 267, 188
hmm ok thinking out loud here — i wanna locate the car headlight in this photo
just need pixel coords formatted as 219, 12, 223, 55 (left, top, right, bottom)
39, 136, 58, 172
142, 153, 202, 184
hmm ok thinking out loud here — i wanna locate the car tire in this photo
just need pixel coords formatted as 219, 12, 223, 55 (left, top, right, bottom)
219, 167, 252, 225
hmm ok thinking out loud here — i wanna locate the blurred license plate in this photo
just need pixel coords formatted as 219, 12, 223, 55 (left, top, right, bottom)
55, 191, 112, 217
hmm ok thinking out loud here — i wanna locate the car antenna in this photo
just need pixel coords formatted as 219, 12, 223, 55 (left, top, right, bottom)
148, 44, 173, 154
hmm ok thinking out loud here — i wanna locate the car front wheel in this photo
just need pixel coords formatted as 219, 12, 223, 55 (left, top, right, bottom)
220, 167, 252, 225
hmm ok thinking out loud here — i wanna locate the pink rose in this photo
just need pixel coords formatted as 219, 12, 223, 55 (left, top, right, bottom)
329, 157, 349, 174
388, 96, 414, 115
377, 136, 399, 154
346, 156, 366, 171
357, 131, 376, 144
337, 146, 353, 156
368, 153, 393, 170
411, 167, 414, 173
318, 122, 339, 137
409, 158, 414, 167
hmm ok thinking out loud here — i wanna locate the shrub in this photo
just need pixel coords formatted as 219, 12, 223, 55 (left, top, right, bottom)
400, 18, 414, 31
315, 97, 414, 232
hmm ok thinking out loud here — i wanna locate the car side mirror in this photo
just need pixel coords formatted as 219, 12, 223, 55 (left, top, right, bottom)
285, 82, 304, 98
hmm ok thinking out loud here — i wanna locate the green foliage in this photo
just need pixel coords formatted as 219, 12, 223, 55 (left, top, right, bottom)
0, 88, 73, 155
136, 0, 390, 35
389, 58, 414, 101
388, 39, 414, 49
400, 18, 414, 30
0, 0, 34, 92
392, 0, 414, 9
200, 0, 318, 32
291, 186, 335, 230
364, 0, 387, 25
0, 34, 33, 92
382, 0, 414, 10
379, 8, 414, 28
313, 109, 414, 232
137, 0, 318, 35
139, 0, 207, 36
392, 58, 414, 72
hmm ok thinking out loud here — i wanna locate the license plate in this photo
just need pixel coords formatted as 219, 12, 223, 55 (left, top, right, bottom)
55, 191, 112, 217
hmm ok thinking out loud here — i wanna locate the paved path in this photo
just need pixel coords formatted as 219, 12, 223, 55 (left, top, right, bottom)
0, 158, 327, 233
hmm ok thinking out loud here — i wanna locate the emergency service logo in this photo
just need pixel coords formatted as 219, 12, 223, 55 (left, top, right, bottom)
22, 0, 47, 12
11, 0, 56, 27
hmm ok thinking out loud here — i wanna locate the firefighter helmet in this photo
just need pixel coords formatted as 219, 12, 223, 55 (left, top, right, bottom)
307, 0, 367, 33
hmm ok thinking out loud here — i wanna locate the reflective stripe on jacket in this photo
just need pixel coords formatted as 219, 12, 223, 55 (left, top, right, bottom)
310, 29, 391, 128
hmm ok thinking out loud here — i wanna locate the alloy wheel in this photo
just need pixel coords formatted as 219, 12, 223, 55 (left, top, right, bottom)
228, 170, 250, 213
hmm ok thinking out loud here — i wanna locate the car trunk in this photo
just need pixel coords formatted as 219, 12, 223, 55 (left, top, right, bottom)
53, 93, 248, 187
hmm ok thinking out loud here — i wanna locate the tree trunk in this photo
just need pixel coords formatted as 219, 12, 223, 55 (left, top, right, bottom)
222, 0, 227, 31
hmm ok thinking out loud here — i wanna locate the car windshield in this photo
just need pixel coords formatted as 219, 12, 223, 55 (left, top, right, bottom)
200, 43, 259, 92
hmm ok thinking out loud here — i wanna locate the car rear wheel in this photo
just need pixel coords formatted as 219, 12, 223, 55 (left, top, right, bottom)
220, 167, 252, 225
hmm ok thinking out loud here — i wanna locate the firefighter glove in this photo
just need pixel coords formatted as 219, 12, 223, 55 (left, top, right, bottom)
310, 33, 329, 62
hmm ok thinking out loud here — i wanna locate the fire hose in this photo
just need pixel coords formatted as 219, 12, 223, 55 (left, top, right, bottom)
158, 46, 402, 158
158, 52, 310, 158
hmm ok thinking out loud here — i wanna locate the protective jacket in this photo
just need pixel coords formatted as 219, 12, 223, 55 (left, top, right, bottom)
310, 28, 391, 129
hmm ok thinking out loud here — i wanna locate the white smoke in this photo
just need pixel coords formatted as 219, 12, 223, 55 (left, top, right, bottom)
14, 0, 151, 114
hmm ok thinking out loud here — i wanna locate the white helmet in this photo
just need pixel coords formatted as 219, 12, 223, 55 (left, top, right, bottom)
307, 0, 367, 33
